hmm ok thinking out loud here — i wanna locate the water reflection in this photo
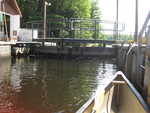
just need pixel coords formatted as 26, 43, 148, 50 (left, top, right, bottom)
0, 57, 117, 113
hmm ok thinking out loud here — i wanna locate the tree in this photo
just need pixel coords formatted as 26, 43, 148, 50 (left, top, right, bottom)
16, 0, 103, 39
17, 0, 93, 22
91, 0, 101, 19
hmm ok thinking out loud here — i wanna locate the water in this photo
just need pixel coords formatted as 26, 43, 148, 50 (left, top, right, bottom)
0, 57, 117, 113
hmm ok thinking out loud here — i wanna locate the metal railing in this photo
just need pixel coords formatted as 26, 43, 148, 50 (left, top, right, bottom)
23, 18, 125, 40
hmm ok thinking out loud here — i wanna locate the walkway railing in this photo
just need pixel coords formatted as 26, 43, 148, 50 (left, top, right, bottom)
23, 18, 125, 40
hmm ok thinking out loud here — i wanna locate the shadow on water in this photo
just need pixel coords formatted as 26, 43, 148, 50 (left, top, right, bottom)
0, 57, 117, 113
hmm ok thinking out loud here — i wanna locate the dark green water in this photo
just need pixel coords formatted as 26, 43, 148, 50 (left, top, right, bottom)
0, 57, 117, 113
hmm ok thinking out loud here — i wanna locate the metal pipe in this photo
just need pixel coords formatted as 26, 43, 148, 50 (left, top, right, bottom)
135, 0, 142, 87
138, 11, 150, 44
43, 1, 47, 46
43, 1, 51, 46
113, 0, 119, 40
134, 0, 139, 44
116, 0, 119, 40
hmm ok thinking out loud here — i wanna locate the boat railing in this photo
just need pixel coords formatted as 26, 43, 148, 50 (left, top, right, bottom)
76, 71, 150, 113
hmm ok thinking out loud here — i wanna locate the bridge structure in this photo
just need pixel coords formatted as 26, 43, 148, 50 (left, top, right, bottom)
31, 38, 118, 57
33, 38, 116, 47
19, 18, 126, 56
24, 18, 125, 39
0, 18, 125, 57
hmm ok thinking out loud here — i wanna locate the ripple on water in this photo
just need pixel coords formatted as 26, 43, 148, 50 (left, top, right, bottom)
0, 57, 117, 113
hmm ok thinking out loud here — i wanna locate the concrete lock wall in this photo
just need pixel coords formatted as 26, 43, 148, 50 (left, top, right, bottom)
0, 45, 11, 57
33, 46, 116, 57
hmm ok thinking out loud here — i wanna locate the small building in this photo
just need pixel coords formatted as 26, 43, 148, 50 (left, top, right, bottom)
0, 0, 22, 41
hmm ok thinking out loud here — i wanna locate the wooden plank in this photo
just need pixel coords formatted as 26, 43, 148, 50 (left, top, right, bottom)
112, 80, 126, 84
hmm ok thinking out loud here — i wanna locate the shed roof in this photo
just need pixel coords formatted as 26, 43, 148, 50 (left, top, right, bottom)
0, 0, 22, 16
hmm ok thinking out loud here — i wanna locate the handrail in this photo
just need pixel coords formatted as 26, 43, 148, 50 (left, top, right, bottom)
138, 11, 150, 43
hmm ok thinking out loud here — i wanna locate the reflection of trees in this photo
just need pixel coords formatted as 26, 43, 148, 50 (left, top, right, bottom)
0, 57, 18, 112
41, 60, 49, 112
0, 79, 19, 112
16, 58, 43, 113
7, 57, 117, 113
0, 58, 11, 78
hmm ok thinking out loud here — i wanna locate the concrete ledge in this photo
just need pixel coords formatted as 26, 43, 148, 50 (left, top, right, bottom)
33, 46, 116, 57
0, 41, 16, 45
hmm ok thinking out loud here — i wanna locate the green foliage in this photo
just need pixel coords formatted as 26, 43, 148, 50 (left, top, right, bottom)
17, 0, 103, 39
17, 0, 39, 22
119, 34, 133, 41
17, 0, 93, 21
91, 0, 101, 19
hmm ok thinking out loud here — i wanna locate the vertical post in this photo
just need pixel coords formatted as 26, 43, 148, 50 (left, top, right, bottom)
145, 26, 150, 105
32, 23, 33, 41
80, 20, 81, 39
134, 0, 138, 44
95, 20, 97, 40
113, 0, 119, 41
135, 0, 142, 88
147, 26, 150, 46
43, 1, 47, 46
116, 0, 119, 40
